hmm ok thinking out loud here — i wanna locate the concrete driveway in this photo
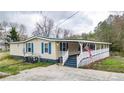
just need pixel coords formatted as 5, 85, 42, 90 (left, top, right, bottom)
1, 64, 124, 81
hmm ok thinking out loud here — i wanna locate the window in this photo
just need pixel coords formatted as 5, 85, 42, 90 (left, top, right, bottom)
63, 42, 66, 51
26, 43, 33, 52
45, 43, 48, 53
41, 42, 51, 54
60, 42, 62, 51
60, 42, 68, 51
28, 43, 31, 52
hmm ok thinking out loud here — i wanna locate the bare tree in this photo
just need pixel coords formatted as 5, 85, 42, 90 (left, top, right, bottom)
19, 24, 26, 34
0, 24, 3, 39
55, 28, 63, 38
33, 16, 54, 37
9, 22, 18, 28
18, 24, 27, 40
2, 21, 8, 33
0, 22, 10, 51
32, 27, 42, 36
63, 29, 71, 39
0, 22, 9, 40
81, 33, 88, 40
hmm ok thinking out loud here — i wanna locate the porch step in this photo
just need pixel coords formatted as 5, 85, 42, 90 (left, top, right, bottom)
64, 55, 77, 67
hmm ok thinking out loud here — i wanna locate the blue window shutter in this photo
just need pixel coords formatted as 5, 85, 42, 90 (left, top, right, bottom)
32, 43, 34, 53
41, 42, 44, 54
49, 42, 51, 54
60, 42, 62, 51
26, 43, 27, 52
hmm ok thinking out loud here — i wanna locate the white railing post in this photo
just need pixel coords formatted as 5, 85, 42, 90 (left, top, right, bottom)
62, 50, 69, 65
77, 53, 81, 68
77, 55, 79, 68
77, 52, 82, 68
76, 43, 83, 68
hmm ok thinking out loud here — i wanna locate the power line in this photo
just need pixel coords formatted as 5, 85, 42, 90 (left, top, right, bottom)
39, 11, 79, 28
55, 11, 79, 27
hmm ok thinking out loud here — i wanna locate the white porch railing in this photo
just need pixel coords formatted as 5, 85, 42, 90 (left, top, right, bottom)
77, 52, 83, 68
62, 51, 69, 65
77, 48, 109, 68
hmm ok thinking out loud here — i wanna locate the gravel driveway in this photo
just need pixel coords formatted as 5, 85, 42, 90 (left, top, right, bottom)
1, 64, 124, 81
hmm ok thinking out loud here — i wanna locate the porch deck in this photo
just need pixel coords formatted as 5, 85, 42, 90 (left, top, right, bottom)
62, 48, 110, 68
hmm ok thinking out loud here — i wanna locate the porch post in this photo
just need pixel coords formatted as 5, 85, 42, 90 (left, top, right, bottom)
94, 44, 96, 56
62, 42, 63, 56
95, 43, 97, 50
79, 43, 83, 54
100, 44, 102, 54
61, 42, 63, 56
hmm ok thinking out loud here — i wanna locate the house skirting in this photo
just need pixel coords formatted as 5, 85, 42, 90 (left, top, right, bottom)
11, 55, 60, 63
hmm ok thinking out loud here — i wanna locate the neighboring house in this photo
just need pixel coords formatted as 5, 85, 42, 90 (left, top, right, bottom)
0, 40, 5, 51
0, 28, 10, 51
10, 36, 111, 68
0, 40, 9, 51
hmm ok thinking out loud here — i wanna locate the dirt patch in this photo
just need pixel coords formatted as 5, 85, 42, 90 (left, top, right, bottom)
0, 72, 10, 78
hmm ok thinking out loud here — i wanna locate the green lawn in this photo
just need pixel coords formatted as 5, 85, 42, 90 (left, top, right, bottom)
82, 56, 124, 73
0, 52, 55, 75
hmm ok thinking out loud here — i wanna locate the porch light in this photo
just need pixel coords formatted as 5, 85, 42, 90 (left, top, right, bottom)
57, 43, 59, 46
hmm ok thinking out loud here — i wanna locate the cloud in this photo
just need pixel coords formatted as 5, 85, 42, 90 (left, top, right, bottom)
0, 11, 41, 36
0, 11, 112, 36
42, 11, 110, 34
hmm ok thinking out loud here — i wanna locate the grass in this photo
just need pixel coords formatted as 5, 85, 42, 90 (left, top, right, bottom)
81, 56, 124, 73
0, 52, 55, 75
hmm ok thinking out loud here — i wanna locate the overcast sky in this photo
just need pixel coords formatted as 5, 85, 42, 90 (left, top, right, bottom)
0, 11, 114, 36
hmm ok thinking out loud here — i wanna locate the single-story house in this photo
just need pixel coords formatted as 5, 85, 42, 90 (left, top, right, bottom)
10, 36, 111, 68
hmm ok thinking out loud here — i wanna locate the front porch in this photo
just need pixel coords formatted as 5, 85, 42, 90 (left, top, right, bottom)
58, 41, 110, 68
